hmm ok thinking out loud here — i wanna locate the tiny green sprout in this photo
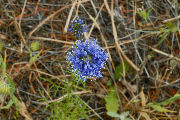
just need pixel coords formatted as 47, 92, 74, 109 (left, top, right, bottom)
166, 22, 178, 33
138, 8, 152, 22
170, 59, 177, 68
147, 54, 153, 60
156, 22, 178, 47
31, 41, 40, 51
0, 39, 3, 52
0, 81, 10, 95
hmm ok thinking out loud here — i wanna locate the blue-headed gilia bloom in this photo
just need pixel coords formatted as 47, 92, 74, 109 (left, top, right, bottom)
68, 17, 87, 38
66, 38, 109, 81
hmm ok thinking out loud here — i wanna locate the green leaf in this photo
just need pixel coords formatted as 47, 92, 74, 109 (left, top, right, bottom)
114, 61, 129, 80
106, 80, 112, 87
107, 111, 131, 120
107, 111, 120, 118
1, 99, 14, 109
166, 22, 178, 33
6, 74, 15, 97
156, 31, 169, 47
119, 111, 130, 119
147, 9, 152, 16
147, 103, 176, 113
138, 11, 148, 22
105, 89, 119, 113
157, 22, 178, 47
0, 54, 6, 79
12, 95, 20, 110
146, 94, 179, 113
29, 50, 41, 63
159, 28, 167, 32
158, 93, 180, 106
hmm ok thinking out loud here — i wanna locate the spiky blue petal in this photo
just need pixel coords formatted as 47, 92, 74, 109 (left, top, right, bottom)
66, 38, 109, 81
68, 17, 87, 38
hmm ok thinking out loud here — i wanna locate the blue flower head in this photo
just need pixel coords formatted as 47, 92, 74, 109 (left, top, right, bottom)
68, 17, 87, 38
66, 38, 109, 81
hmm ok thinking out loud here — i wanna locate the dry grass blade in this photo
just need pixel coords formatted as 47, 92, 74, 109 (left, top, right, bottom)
19, 101, 33, 120
64, 0, 77, 33
103, 0, 111, 15
87, 3, 104, 39
28, 0, 90, 38
104, 31, 161, 49
110, 0, 125, 76
150, 47, 180, 62
18, 0, 27, 26
37, 90, 92, 105
33, 69, 69, 82
140, 112, 152, 120
110, 0, 140, 75
139, 87, 146, 107
139, 87, 151, 120
162, 15, 180, 23
30, 36, 74, 44
13, 14, 30, 52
